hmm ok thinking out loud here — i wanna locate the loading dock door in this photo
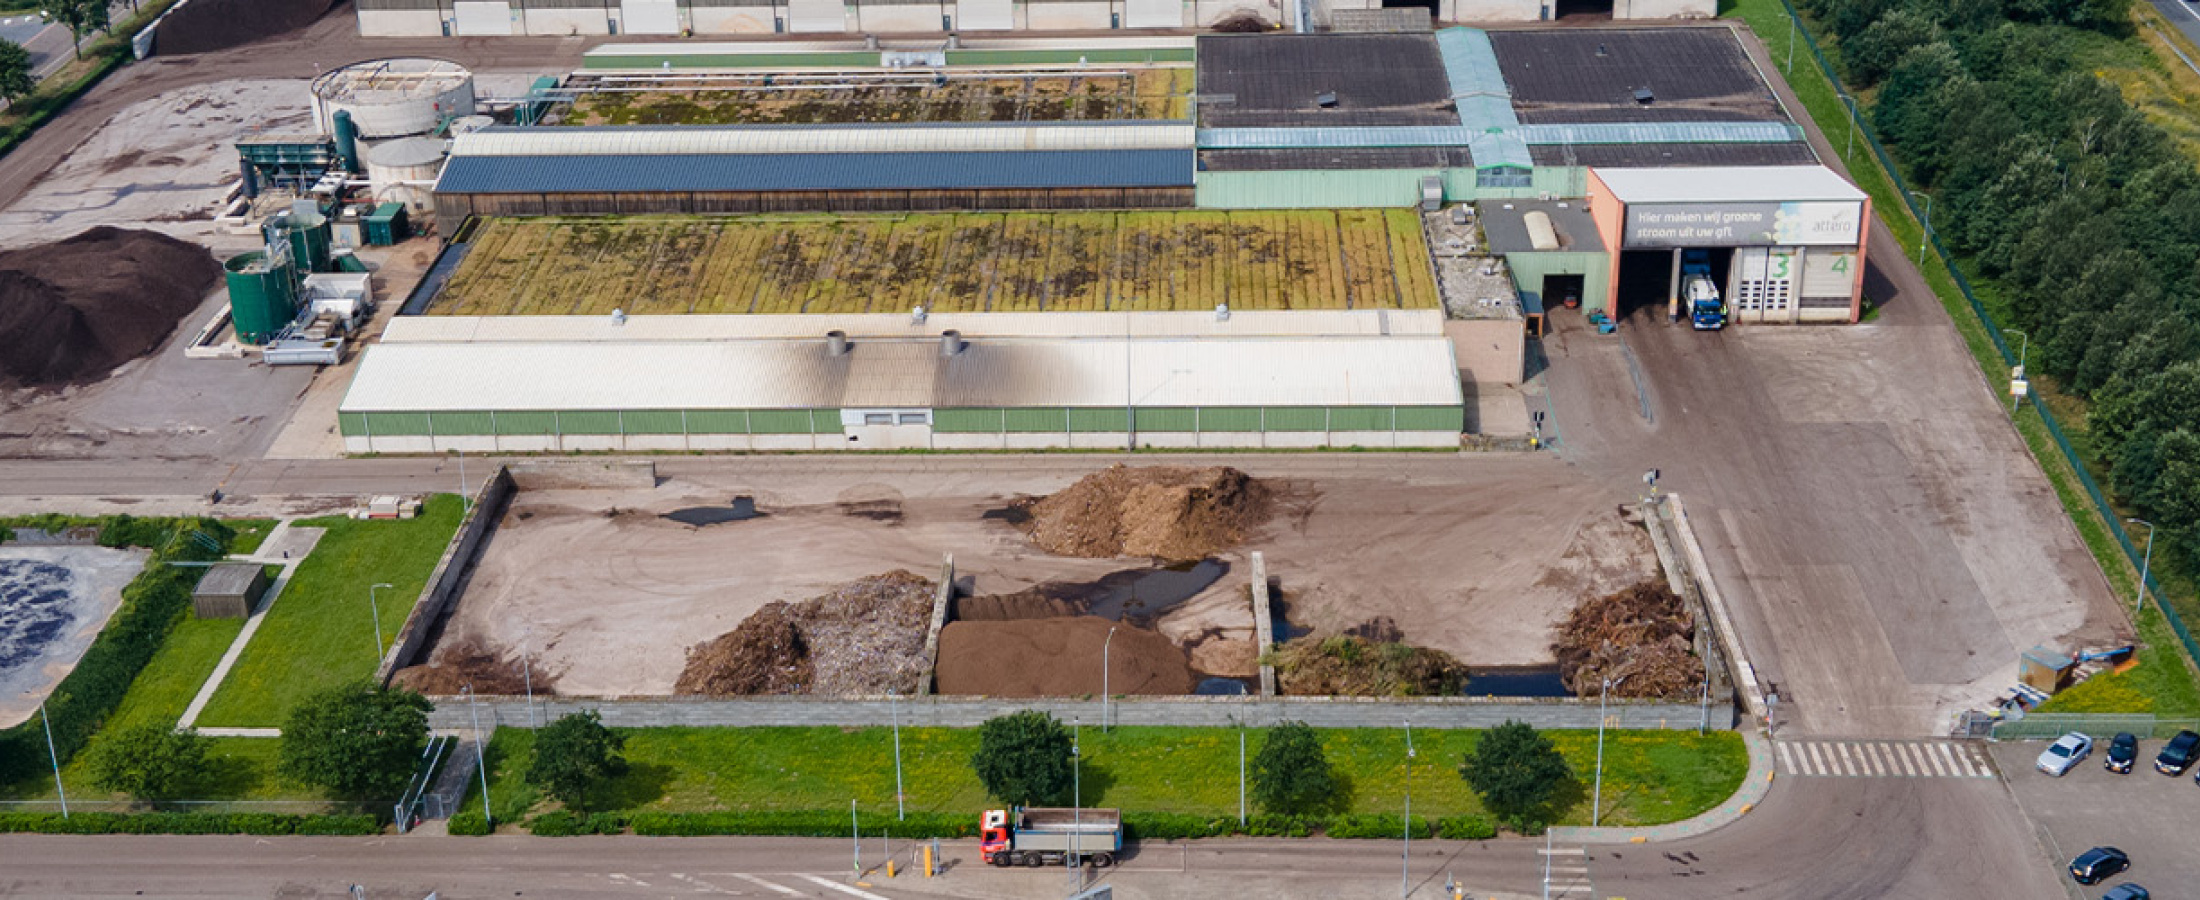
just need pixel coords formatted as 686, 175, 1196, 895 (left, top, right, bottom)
786, 0, 844, 32
452, 1, 513, 35
1801, 248, 1856, 300
1730, 246, 1798, 324
1124, 0, 1181, 28
958, 0, 1013, 30
620, 0, 679, 33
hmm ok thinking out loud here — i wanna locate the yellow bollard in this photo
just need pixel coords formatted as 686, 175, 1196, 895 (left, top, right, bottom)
887, 861, 896, 878
924, 844, 934, 877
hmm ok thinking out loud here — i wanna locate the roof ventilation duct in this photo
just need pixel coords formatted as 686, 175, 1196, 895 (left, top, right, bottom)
940, 330, 965, 357
826, 330, 850, 355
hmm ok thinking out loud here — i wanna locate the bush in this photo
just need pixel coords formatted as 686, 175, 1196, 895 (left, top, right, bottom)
527, 711, 626, 810
629, 810, 975, 838
1461, 720, 1571, 831
1436, 815, 1498, 840
1250, 721, 1339, 815
528, 810, 628, 836
1323, 813, 1432, 840
0, 812, 378, 835
971, 711, 1073, 807
446, 811, 492, 836
1244, 814, 1315, 838
88, 724, 210, 801
279, 683, 432, 799
1120, 812, 1234, 841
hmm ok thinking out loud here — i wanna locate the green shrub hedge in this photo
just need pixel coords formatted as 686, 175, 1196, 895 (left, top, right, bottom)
0, 811, 378, 835
446, 811, 491, 836
630, 810, 978, 838
526, 810, 629, 836
0, 515, 235, 786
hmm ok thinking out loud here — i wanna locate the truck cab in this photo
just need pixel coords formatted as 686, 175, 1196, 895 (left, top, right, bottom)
1682, 250, 1726, 331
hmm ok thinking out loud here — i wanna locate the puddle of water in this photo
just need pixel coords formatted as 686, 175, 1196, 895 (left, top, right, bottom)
980, 505, 1032, 525
1061, 559, 1229, 622
1271, 596, 1313, 641
1463, 665, 1571, 698
664, 496, 762, 527
1195, 676, 1251, 696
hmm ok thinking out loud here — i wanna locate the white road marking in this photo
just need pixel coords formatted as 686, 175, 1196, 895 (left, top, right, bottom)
730, 874, 801, 895
798, 874, 895, 900
1777, 740, 1994, 777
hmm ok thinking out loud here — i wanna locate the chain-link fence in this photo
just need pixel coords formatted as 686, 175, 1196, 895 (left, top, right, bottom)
1770, 0, 2200, 669
1990, 713, 2200, 741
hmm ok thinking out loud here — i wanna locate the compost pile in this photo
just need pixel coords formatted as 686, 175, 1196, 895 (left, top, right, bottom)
1022, 465, 1272, 561
1266, 632, 1468, 697
675, 571, 935, 696
0, 228, 219, 388
934, 615, 1192, 697
392, 638, 543, 696
1552, 581, 1704, 698
156, 0, 339, 55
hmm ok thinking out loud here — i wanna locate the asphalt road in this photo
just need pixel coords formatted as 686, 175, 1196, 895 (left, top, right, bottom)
2152, 0, 2200, 51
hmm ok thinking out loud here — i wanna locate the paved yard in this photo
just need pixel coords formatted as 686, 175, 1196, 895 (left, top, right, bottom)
1993, 738, 2200, 897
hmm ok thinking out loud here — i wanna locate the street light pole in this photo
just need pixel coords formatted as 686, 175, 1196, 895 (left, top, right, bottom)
2129, 518, 2156, 616
891, 693, 905, 821
1102, 626, 1117, 732
1909, 191, 1933, 261
1593, 674, 1627, 826
464, 684, 491, 829
368, 582, 394, 664
851, 799, 860, 879
1072, 718, 1083, 891
39, 700, 66, 818
1402, 720, 1415, 899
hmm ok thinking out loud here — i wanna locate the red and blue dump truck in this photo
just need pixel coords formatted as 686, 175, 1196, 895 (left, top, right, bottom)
980, 807, 1123, 868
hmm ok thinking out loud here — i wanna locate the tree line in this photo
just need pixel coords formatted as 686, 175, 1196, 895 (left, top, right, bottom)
1805, 0, 2200, 577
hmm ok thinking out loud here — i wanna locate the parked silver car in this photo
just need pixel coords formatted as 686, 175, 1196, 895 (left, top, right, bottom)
2037, 732, 2093, 776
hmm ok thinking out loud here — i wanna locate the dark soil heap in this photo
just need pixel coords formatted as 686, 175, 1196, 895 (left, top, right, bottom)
933, 615, 1193, 697
0, 228, 220, 388
156, 0, 339, 55
393, 638, 545, 696
1552, 581, 1704, 699
1266, 633, 1468, 697
675, 571, 936, 696
1023, 465, 1271, 561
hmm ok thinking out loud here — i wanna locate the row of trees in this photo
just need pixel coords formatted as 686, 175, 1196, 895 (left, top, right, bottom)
1800, 0, 2200, 575
972, 711, 1574, 832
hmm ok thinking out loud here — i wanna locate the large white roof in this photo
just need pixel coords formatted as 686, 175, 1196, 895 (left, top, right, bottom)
1595, 165, 1866, 205
339, 335, 1463, 413
452, 122, 1193, 157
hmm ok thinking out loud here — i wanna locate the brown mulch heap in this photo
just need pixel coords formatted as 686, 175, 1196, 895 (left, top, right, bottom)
675, 571, 936, 696
0, 228, 220, 388
155, 0, 340, 56
933, 616, 1193, 697
392, 638, 547, 696
1023, 465, 1271, 561
1552, 581, 1705, 699
1266, 633, 1468, 697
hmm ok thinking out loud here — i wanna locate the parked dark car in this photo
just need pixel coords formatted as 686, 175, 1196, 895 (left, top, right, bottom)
2155, 730, 2200, 775
2070, 847, 2130, 885
2106, 732, 2139, 774
2102, 884, 2150, 900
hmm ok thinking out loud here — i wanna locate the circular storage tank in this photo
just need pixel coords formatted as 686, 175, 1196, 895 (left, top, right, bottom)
365, 137, 450, 215
280, 207, 333, 274
311, 58, 475, 140
225, 251, 298, 346
449, 115, 496, 136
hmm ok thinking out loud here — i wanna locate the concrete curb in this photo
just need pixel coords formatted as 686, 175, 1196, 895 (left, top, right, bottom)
1546, 729, 1774, 845
1668, 495, 1767, 722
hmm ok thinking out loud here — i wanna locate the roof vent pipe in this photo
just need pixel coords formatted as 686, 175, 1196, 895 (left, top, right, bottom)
611, 308, 627, 326
1315, 91, 1338, 109
911, 305, 927, 324
1596, 43, 1608, 57
826, 330, 849, 355
940, 330, 964, 357
864, 34, 879, 50
1215, 303, 1230, 322
946, 33, 961, 49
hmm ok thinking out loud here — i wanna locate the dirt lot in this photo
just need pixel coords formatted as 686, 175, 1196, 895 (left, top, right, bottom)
433, 459, 1653, 697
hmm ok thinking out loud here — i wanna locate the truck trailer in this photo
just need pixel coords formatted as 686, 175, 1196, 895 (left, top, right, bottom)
980, 807, 1123, 868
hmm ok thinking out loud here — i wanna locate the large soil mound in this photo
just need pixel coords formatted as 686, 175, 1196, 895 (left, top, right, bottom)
1552, 581, 1703, 698
392, 638, 547, 696
0, 228, 219, 388
156, 0, 340, 55
676, 571, 935, 696
1024, 465, 1271, 561
934, 615, 1192, 697
1267, 632, 1468, 697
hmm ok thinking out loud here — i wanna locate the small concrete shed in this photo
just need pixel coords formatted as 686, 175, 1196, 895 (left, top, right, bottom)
193, 563, 270, 619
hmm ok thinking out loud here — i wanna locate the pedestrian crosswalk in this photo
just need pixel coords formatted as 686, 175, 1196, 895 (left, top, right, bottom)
1774, 739, 1995, 778
1540, 846, 1595, 900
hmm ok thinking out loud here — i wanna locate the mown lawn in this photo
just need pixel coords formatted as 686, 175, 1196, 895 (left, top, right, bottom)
196, 496, 464, 727
461, 725, 1746, 829
222, 519, 280, 557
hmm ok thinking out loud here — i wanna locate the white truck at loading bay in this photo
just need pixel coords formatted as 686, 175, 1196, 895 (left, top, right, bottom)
980, 807, 1123, 867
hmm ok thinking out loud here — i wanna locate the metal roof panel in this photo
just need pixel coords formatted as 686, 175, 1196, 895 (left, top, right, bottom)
433, 149, 1193, 193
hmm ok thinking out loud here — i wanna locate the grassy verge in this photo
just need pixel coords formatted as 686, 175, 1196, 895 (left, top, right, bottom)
458, 726, 1747, 831
1727, 0, 2200, 714
196, 496, 464, 727
1, 737, 332, 803
222, 519, 279, 556
102, 616, 243, 730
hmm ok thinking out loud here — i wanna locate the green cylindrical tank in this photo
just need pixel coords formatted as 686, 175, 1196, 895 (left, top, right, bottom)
285, 206, 332, 274
332, 110, 362, 173
225, 251, 299, 345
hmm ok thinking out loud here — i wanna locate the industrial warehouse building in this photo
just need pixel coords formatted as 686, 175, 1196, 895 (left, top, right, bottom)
354, 0, 1717, 38
338, 311, 1465, 452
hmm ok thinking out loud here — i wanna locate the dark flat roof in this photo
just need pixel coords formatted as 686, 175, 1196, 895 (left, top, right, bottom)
1480, 200, 1604, 254
1196, 33, 1460, 129
1530, 141, 1820, 168
194, 563, 264, 596
1490, 29, 1788, 125
435, 149, 1194, 194
1200, 146, 1474, 172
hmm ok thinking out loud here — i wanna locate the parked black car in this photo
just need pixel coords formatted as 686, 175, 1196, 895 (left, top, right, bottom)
2154, 730, 2200, 775
2070, 847, 2130, 886
2107, 732, 2139, 774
